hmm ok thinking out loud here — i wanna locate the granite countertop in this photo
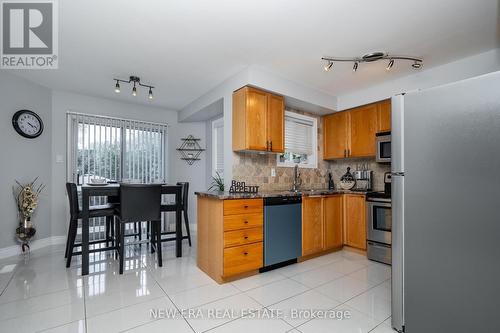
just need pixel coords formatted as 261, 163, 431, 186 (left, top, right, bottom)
195, 189, 368, 199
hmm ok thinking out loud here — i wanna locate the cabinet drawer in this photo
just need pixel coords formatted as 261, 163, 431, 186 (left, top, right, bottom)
223, 199, 263, 216
224, 213, 263, 231
224, 227, 263, 248
223, 242, 263, 276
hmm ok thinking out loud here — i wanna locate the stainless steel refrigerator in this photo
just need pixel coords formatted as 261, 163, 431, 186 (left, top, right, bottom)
391, 71, 500, 333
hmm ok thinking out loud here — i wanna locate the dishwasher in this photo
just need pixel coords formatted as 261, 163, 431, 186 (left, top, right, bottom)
263, 196, 302, 270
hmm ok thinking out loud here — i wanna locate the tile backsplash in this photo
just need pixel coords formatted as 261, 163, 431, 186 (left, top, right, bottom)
232, 109, 391, 192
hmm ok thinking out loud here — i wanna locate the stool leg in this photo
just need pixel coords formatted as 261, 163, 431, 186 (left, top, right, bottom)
150, 222, 155, 254
156, 221, 162, 267
183, 209, 192, 247
66, 218, 77, 268
119, 222, 125, 274
64, 217, 73, 259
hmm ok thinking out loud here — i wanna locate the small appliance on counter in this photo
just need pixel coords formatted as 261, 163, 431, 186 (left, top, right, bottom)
352, 167, 372, 192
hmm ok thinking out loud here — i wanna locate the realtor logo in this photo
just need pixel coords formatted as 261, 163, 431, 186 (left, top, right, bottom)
1, 0, 58, 69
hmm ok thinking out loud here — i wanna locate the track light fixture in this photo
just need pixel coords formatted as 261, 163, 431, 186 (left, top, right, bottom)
386, 59, 394, 71
321, 52, 423, 73
113, 76, 155, 100
324, 60, 334, 72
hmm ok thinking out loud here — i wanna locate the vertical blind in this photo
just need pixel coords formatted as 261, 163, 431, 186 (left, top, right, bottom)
67, 112, 168, 184
212, 119, 224, 176
284, 115, 314, 155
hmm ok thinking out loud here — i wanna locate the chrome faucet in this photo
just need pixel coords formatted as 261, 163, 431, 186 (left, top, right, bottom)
291, 164, 302, 192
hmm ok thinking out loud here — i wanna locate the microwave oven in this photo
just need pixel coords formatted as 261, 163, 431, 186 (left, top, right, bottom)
376, 132, 391, 163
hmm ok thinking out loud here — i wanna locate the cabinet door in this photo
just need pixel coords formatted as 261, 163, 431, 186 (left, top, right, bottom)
267, 94, 284, 153
323, 195, 343, 250
377, 99, 391, 133
302, 196, 324, 256
349, 104, 377, 157
245, 88, 268, 151
323, 112, 349, 159
344, 195, 366, 250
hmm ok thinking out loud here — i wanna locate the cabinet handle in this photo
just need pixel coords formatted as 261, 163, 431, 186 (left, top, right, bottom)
344, 149, 347, 157
244, 236, 249, 240
266, 140, 269, 151
243, 220, 249, 224
269, 141, 272, 151
244, 205, 248, 209
243, 252, 248, 256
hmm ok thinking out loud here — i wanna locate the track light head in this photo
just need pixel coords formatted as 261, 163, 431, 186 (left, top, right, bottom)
386, 59, 394, 71
132, 83, 137, 97
148, 88, 153, 100
352, 62, 358, 72
412, 61, 422, 69
324, 60, 333, 72
114, 81, 121, 93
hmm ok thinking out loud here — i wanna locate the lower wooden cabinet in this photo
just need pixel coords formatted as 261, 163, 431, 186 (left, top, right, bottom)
302, 194, 366, 256
302, 196, 324, 256
197, 197, 264, 283
324, 195, 344, 250
344, 194, 367, 250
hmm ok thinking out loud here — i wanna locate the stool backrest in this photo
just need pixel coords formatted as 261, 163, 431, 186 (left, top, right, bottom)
176, 182, 189, 210
119, 184, 162, 222
66, 182, 79, 218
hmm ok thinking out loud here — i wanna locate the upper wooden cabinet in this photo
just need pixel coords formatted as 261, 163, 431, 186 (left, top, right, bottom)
323, 99, 390, 159
349, 103, 378, 157
377, 99, 391, 133
232, 86, 284, 153
323, 111, 349, 159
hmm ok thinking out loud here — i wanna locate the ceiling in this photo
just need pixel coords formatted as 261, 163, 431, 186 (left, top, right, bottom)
9, 0, 500, 111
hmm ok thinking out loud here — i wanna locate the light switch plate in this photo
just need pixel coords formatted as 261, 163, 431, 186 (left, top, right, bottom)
271, 168, 276, 177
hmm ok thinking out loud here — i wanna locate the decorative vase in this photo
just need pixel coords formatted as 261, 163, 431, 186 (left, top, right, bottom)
16, 217, 36, 253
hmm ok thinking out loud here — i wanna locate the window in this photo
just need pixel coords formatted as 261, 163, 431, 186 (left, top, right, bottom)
67, 112, 168, 184
212, 117, 224, 176
277, 111, 317, 168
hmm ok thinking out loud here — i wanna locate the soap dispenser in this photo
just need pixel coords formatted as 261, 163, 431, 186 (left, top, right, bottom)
328, 172, 334, 190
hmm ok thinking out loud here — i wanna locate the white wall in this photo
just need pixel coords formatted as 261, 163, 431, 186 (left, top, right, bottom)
0, 72, 52, 249
51, 91, 206, 238
337, 49, 500, 110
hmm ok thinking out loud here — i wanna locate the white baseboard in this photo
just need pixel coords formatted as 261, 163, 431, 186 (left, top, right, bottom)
0, 236, 66, 260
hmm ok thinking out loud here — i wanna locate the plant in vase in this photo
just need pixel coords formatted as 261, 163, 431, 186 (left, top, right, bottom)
208, 171, 224, 192
13, 177, 45, 254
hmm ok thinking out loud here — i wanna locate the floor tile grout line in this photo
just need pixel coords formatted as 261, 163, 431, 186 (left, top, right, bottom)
367, 315, 392, 332
292, 278, 391, 330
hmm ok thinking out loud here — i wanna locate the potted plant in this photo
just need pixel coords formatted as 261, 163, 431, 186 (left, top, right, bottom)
208, 171, 224, 192
13, 177, 45, 253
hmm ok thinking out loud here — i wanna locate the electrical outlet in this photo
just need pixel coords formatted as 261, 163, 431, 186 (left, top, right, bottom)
271, 168, 276, 177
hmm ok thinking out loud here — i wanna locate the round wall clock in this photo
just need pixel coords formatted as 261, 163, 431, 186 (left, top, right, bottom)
12, 110, 44, 139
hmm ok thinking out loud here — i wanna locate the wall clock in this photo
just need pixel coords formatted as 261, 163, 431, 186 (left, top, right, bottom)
12, 110, 44, 139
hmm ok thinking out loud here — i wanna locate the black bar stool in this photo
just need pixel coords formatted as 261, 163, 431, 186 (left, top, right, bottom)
157, 182, 192, 246
115, 184, 162, 274
65, 183, 116, 268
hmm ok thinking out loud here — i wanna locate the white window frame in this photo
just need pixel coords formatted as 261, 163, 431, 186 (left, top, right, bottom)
212, 117, 224, 177
277, 111, 318, 169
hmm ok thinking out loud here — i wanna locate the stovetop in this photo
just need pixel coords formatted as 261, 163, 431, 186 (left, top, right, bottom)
366, 191, 391, 200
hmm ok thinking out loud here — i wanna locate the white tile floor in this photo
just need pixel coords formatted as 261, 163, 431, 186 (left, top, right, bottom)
0, 239, 395, 333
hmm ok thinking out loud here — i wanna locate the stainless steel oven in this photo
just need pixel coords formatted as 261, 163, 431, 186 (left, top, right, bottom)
376, 132, 391, 163
366, 196, 392, 264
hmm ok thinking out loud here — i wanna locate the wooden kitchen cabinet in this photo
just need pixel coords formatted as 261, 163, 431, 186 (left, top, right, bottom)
232, 86, 284, 153
349, 103, 378, 157
323, 111, 349, 159
344, 194, 367, 250
323, 195, 343, 250
377, 99, 391, 133
323, 99, 389, 159
302, 196, 324, 256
